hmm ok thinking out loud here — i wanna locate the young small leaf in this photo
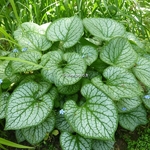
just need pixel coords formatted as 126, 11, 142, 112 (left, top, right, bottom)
15, 130, 25, 143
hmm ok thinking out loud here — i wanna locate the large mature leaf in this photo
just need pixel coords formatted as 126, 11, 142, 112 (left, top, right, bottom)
60, 132, 92, 150
83, 18, 125, 41
22, 113, 55, 145
41, 51, 86, 86
10, 51, 42, 73
92, 66, 142, 100
64, 83, 118, 140
5, 81, 53, 130
100, 37, 137, 68
132, 57, 150, 87
0, 92, 10, 119
116, 97, 141, 113
14, 22, 51, 51
119, 105, 148, 131
76, 45, 98, 66
46, 16, 83, 48
92, 140, 115, 150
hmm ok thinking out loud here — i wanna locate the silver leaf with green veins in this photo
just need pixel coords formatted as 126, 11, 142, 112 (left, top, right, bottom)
100, 37, 137, 68
41, 51, 86, 86
92, 66, 142, 100
21, 113, 55, 145
64, 83, 118, 140
119, 105, 148, 131
5, 81, 54, 130
60, 132, 92, 150
46, 16, 83, 48
133, 56, 150, 87
83, 18, 125, 41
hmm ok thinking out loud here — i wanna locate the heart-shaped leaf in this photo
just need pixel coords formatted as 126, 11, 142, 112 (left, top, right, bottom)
5, 81, 54, 130
133, 57, 150, 87
92, 140, 115, 150
10, 51, 42, 73
46, 16, 83, 48
92, 66, 142, 100
0, 92, 10, 119
119, 105, 148, 131
41, 51, 86, 86
83, 18, 125, 41
116, 97, 142, 113
64, 83, 118, 140
0, 61, 9, 79
22, 113, 55, 145
60, 132, 92, 150
14, 22, 52, 51
76, 45, 98, 66
100, 37, 137, 68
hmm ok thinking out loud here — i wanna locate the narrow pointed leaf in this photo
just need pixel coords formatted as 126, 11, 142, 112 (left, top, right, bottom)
116, 97, 141, 113
0, 92, 10, 119
14, 22, 51, 51
92, 140, 115, 150
76, 45, 98, 66
22, 113, 55, 145
5, 81, 53, 130
100, 37, 137, 68
41, 51, 86, 86
83, 18, 125, 41
133, 57, 150, 87
60, 132, 92, 150
119, 105, 148, 131
64, 83, 118, 140
46, 16, 83, 48
92, 67, 142, 100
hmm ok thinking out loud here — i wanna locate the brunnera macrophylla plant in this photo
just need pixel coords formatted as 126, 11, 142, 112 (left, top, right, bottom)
0, 16, 150, 149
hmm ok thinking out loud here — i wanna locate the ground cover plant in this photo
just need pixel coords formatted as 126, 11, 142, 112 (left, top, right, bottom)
0, 0, 150, 150
0, 15, 150, 150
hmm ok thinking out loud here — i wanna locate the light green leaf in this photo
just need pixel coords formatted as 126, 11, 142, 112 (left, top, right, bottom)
116, 97, 142, 113
57, 81, 81, 95
83, 18, 125, 41
132, 57, 150, 87
10, 51, 42, 73
15, 130, 25, 143
5, 81, 53, 130
100, 37, 137, 68
46, 16, 83, 48
142, 93, 150, 109
92, 66, 142, 100
41, 51, 86, 86
14, 22, 52, 51
55, 113, 74, 133
60, 132, 92, 150
0, 92, 10, 119
125, 32, 144, 48
92, 140, 115, 150
64, 83, 118, 140
76, 45, 98, 66
22, 113, 55, 145
119, 105, 148, 131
